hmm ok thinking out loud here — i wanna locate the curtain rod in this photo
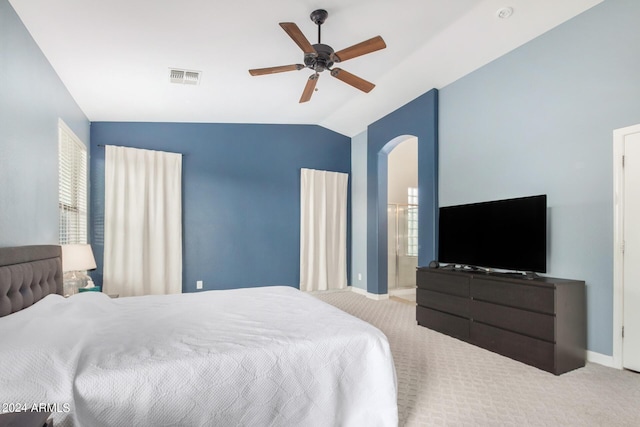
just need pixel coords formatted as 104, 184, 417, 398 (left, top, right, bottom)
96, 144, 184, 156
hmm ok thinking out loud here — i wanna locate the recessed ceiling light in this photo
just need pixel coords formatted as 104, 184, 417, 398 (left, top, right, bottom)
496, 7, 514, 19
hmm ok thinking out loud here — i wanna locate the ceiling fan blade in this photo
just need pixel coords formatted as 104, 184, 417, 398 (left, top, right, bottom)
330, 68, 375, 93
279, 22, 316, 54
249, 64, 304, 76
334, 35, 386, 62
299, 74, 319, 103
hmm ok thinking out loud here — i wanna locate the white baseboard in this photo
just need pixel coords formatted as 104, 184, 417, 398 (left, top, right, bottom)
389, 288, 416, 296
348, 286, 389, 300
586, 350, 616, 368
367, 293, 390, 300
308, 288, 350, 295
349, 286, 368, 296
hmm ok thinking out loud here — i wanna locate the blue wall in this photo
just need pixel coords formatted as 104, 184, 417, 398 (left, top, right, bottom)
366, 89, 439, 295
439, 0, 640, 355
350, 130, 368, 290
0, 0, 90, 246
90, 122, 350, 292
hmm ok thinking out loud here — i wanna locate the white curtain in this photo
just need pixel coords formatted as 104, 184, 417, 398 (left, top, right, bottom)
300, 168, 348, 292
103, 146, 182, 297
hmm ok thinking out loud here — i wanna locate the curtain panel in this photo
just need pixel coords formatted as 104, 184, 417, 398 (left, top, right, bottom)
300, 168, 348, 292
103, 146, 182, 296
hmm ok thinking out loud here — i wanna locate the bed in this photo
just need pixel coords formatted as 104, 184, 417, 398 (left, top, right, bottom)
0, 245, 398, 426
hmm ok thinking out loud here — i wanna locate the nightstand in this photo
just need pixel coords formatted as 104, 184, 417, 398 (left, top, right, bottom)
78, 286, 101, 293
0, 411, 52, 427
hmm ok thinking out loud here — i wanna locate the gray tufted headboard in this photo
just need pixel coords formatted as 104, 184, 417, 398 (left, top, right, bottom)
0, 245, 63, 317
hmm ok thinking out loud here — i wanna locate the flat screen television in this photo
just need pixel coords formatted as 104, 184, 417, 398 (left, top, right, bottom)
438, 195, 547, 273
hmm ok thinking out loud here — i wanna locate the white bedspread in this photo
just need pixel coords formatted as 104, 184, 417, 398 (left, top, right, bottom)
0, 286, 397, 426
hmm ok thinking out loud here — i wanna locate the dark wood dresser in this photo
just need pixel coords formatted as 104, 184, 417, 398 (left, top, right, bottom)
416, 267, 586, 375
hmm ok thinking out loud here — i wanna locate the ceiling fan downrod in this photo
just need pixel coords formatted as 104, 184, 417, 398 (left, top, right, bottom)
310, 9, 328, 44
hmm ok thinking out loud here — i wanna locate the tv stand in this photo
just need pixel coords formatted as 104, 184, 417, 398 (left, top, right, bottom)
525, 271, 540, 280
416, 267, 586, 375
441, 264, 491, 273
499, 271, 540, 280
442, 264, 541, 279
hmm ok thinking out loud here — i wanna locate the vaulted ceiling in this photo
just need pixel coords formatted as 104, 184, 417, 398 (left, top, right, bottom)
9, 0, 602, 136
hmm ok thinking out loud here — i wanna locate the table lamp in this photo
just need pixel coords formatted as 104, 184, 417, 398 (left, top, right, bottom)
62, 244, 97, 296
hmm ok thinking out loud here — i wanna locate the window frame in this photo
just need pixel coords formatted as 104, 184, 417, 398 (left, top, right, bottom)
58, 119, 88, 245
407, 187, 418, 257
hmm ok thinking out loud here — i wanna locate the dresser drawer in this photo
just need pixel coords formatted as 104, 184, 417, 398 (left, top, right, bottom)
418, 289, 470, 318
416, 306, 469, 341
470, 322, 555, 373
471, 278, 555, 314
471, 300, 555, 342
417, 270, 469, 297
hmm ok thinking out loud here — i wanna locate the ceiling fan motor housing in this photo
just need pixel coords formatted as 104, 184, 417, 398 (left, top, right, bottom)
310, 9, 328, 26
305, 43, 335, 72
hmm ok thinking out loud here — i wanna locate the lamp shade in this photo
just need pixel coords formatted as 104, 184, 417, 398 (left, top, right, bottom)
62, 244, 97, 272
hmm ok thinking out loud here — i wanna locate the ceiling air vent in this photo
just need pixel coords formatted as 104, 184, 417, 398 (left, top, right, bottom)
169, 68, 201, 85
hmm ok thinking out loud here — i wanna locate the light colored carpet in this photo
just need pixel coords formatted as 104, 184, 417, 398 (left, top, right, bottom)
314, 291, 640, 427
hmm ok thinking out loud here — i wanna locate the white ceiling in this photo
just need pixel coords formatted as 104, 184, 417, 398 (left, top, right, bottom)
9, 0, 602, 137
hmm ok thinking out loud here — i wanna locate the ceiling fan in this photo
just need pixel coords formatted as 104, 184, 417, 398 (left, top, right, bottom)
249, 9, 386, 103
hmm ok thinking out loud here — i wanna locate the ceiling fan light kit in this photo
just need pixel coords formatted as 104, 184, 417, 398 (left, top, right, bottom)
249, 9, 386, 103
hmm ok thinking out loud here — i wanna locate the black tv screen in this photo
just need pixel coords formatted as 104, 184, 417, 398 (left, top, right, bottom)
438, 195, 547, 273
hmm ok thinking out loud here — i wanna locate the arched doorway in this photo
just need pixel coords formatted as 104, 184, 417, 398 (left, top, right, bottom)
366, 88, 438, 297
387, 136, 418, 295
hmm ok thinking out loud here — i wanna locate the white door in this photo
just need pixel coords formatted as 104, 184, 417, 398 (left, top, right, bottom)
623, 130, 640, 371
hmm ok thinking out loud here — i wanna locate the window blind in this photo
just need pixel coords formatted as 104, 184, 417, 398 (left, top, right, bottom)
58, 120, 88, 245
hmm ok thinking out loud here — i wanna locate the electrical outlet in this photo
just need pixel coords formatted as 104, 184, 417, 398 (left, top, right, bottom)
196, 280, 203, 290
358, 273, 362, 281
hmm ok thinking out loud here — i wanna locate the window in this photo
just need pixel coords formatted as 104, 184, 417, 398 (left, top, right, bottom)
58, 120, 88, 244
407, 187, 418, 256
408, 187, 418, 205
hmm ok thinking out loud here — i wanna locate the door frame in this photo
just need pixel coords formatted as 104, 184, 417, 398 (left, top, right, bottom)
372, 134, 418, 296
613, 123, 640, 369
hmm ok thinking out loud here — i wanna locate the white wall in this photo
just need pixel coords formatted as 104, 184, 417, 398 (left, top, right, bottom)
388, 137, 418, 204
